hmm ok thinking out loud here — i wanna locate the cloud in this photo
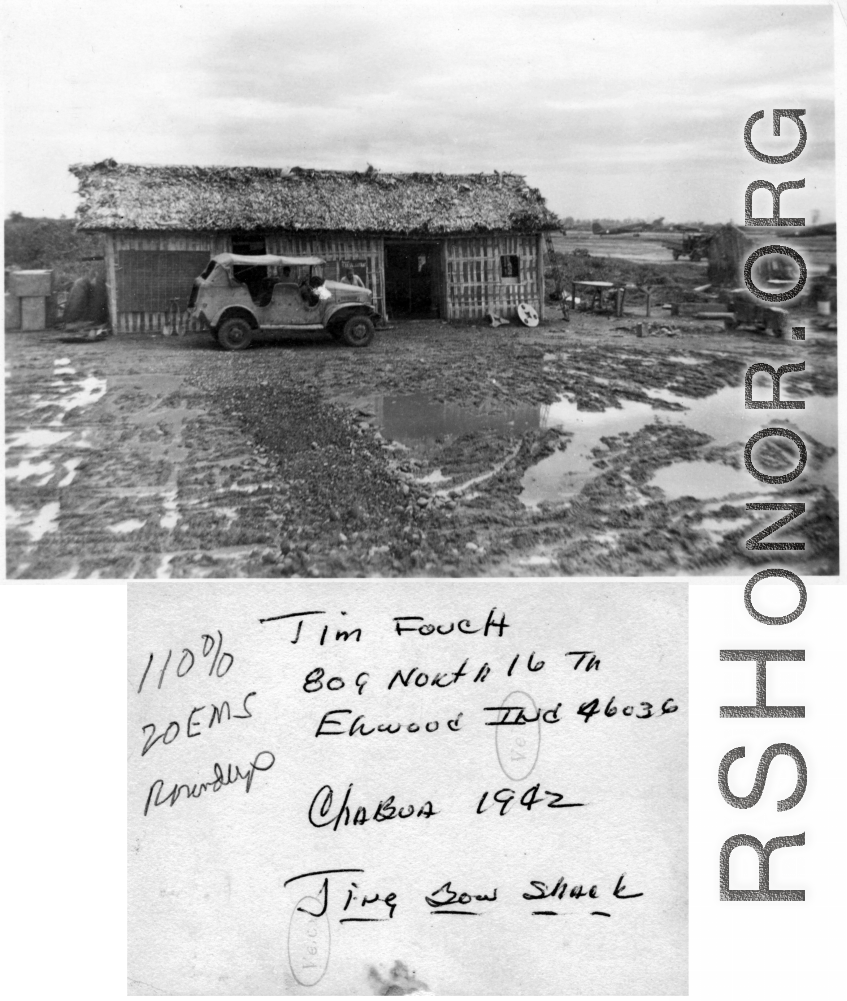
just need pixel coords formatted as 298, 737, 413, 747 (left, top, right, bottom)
3, 1, 836, 221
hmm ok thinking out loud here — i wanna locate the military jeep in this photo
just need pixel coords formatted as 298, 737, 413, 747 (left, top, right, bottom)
187, 253, 380, 350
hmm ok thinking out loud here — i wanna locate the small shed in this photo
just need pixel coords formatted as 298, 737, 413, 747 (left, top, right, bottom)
70, 160, 559, 333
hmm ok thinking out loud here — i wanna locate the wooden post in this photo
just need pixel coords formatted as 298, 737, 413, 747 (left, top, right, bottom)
645, 289, 652, 317
105, 234, 119, 333
378, 236, 388, 321
441, 239, 450, 321
536, 231, 545, 322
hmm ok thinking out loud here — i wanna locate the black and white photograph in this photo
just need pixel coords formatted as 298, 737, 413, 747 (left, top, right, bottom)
2, 3, 844, 999
4, 1, 838, 580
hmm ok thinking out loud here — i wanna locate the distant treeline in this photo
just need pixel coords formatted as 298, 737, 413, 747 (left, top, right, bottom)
560, 217, 713, 231
5, 213, 103, 287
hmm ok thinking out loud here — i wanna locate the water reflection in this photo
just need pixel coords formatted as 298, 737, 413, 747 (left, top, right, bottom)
377, 392, 545, 450
369, 385, 837, 507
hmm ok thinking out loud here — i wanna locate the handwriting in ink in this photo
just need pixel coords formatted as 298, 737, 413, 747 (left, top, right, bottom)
285, 869, 398, 923
387, 662, 476, 691
392, 607, 509, 638
280, 868, 643, 927
302, 668, 370, 696
484, 702, 562, 725
137, 630, 234, 694
140, 691, 256, 756
314, 709, 464, 738
505, 651, 545, 675
308, 783, 439, 831
524, 872, 643, 916
425, 881, 498, 915
143, 750, 275, 816
258, 609, 362, 646
566, 651, 601, 671
577, 696, 679, 722
476, 784, 585, 816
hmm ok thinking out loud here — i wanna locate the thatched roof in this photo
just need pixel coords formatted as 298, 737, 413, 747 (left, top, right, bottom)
70, 160, 559, 235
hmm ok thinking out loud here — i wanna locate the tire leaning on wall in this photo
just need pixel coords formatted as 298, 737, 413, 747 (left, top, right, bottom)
63, 276, 91, 324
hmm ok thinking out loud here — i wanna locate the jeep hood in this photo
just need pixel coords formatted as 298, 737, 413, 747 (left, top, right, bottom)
323, 279, 371, 295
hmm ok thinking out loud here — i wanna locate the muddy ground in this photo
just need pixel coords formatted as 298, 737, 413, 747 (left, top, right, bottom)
5, 298, 838, 578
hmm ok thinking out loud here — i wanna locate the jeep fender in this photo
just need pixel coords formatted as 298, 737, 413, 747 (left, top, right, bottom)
324, 302, 380, 328
213, 305, 259, 331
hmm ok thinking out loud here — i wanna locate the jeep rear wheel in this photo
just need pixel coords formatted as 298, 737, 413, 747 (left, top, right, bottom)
217, 317, 253, 351
341, 314, 374, 348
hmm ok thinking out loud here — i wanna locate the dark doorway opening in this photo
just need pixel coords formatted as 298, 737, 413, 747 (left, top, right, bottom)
385, 241, 440, 318
231, 235, 267, 297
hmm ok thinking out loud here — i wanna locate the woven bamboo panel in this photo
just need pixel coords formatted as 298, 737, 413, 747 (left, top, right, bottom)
117, 312, 207, 334
265, 232, 385, 318
113, 232, 225, 253
444, 234, 538, 320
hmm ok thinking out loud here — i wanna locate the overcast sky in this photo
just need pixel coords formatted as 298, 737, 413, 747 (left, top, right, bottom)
2, 0, 837, 224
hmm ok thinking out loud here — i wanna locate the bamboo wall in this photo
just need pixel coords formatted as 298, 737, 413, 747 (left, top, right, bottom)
107, 232, 226, 334
106, 230, 542, 331
107, 231, 385, 333
443, 234, 540, 321
265, 234, 385, 318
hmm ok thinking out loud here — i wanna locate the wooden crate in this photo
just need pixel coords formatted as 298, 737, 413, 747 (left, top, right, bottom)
5, 292, 21, 330
10, 269, 53, 297
21, 296, 47, 330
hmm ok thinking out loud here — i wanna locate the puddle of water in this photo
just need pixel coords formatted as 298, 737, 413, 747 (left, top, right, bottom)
698, 516, 747, 542
7, 501, 60, 541
6, 459, 55, 482
522, 398, 658, 505
650, 460, 777, 500
375, 393, 543, 450
58, 459, 82, 487
108, 519, 147, 535
217, 507, 240, 529
364, 384, 836, 511
160, 488, 180, 530
522, 385, 837, 506
664, 384, 837, 451
32, 375, 107, 417
61, 376, 107, 412
415, 469, 450, 485
54, 366, 76, 376
6, 429, 72, 451
54, 358, 71, 366
155, 554, 175, 579
666, 356, 702, 366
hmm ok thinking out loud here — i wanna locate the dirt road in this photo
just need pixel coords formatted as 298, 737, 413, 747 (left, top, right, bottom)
5, 314, 838, 578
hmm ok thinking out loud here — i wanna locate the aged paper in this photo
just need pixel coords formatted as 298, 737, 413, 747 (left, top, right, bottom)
128, 580, 687, 995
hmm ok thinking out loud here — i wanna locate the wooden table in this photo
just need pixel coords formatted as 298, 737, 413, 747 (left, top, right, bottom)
571, 280, 626, 317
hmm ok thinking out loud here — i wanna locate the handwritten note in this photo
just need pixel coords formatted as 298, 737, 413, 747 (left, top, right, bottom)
128, 581, 687, 995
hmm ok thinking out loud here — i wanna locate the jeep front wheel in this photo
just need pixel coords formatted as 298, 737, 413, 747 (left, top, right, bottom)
341, 314, 374, 347
217, 317, 253, 351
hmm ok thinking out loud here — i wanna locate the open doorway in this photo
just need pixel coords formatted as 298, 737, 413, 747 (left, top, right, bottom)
231, 235, 267, 298
384, 241, 440, 318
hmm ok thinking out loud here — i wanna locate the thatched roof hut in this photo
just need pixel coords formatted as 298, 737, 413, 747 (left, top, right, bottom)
70, 160, 558, 331
71, 159, 558, 235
